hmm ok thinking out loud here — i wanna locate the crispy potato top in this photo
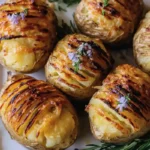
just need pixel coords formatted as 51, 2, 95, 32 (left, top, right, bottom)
0, 0, 57, 72
0, 74, 78, 150
87, 64, 150, 143
45, 34, 113, 100
75, 0, 143, 44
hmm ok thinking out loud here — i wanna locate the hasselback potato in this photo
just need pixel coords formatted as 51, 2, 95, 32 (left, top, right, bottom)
134, 11, 150, 74
0, 0, 57, 73
86, 64, 150, 143
45, 34, 113, 100
74, 0, 143, 45
0, 74, 78, 150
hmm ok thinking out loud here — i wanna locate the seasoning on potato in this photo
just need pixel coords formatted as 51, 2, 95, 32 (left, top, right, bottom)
86, 64, 150, 143
45, 34, 113, 100
134, 11, 150, 74
0, 74, 78, 150
74, 0, 143, 45
0, 0, 57, 73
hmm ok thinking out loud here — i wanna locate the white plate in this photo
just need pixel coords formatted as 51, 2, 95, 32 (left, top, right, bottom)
0, 0, 150, 150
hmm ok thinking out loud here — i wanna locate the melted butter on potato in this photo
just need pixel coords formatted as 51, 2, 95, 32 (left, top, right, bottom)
45, 34, 113, 100
74, 0, 143, 45
0, 0, 57, 73
87, 64, 150, 143
0, 75, 78, 150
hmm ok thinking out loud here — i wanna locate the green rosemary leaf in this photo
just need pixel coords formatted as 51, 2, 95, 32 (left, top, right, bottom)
63, 0, 81, 6
125, 93, 131, 101
58, 5, 66, 12
57, 20, 78, 40
102, 9, 105, 16
48, 0, 80, 6
24, 8, 28, 15
86, 144, 100, 147
74, 60, 81, 72
103, 0, 109, 7
137, 141, 150, 150
122, 141, 138, 150
102, 0, 109, 15
82, 133, 150, 150
70, 20, 78, 33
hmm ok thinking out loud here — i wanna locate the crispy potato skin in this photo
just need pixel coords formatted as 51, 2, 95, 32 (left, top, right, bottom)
0, 1, 57, 73
87, 64, 150, 143
74, 0, 143, 45
0, 74, 78, 150
45, 34, 113, 100
134, 11, 150, 74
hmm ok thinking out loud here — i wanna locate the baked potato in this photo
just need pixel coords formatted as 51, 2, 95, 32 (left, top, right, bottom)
0, 0, 57, 73
133, 11, 150, 74
0, 74, 78, 150
45, 34, 113, 100
86, 64, 150, 143
74, 0, 143, 45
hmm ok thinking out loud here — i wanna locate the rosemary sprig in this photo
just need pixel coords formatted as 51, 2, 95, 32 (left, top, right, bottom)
48, 0, 80, 6
74, 59, 81, 72
63, 0, 81, 6
24, 8, 28, 15
103, 0, 109, 7
102, 0, 109, 15
116, 93, 131, 112
82, 133, 150, 150
57, 20, 78, 40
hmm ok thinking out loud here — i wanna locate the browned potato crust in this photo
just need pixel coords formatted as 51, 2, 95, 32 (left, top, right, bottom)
45, 34, 113, 100
74, 0, 143, 45
0, 0, 57, 73
134, 11, 150, 74
87, 64, 150, 143
0, 74, 78, 150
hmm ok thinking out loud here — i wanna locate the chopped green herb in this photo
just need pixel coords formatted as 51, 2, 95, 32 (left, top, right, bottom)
48, 0, 80, 7
103, 0, 109, 7
102, 9, 105, 15
74, 60, 81, 72
117, 93, 131, 112
125, 93, 131, 101
24, 8, 28, 15
102, 0, 109, 16
57, 20, 78, 40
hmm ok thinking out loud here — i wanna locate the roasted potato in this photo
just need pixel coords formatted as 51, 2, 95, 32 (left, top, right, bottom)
0, 74, 78, 150
0, 0, 57, 73
133, 11, 150, 74
74, 0, 143, 45
86, 64, 150, 143
45, 34, 113, 100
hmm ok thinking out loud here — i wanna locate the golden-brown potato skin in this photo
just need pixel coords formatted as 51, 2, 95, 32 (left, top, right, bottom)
87, 64, 150, 143
0, 74, 78, 150
0, 0, 57, 73
134, 11, 150, 74
45, 34, 113, 100
74, 0, 143, 45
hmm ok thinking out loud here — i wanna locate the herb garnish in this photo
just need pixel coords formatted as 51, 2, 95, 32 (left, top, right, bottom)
48, 0, 80, 6
57, 20, 78, 40
117, 93, 131, 112
102, 0, 109, 15
82, 132, 150, 150
68, 43, 93, 72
